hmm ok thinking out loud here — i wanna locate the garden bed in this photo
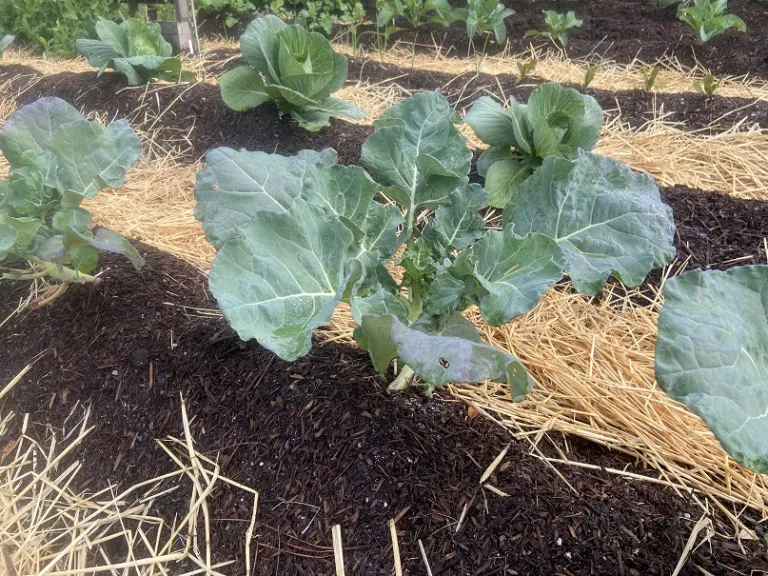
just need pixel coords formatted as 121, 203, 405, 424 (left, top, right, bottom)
2, 247, 766, 575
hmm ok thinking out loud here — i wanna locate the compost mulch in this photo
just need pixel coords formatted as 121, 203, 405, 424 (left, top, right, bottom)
2, 245, 767, 576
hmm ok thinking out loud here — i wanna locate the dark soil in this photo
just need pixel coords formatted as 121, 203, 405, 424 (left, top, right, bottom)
0, 65, 372, 164
351, 0, 768, 79
2, 246, 766, 575
197, 0, 768, 78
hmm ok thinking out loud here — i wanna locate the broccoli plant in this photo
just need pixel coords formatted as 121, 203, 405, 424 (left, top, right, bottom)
0, 34, 14, 56
464, 82, 602, 207
525, 10, 583, 48
77, 18, 194, 86
376, 0, 456, 29
219, 16, 365, 132
452, 0, 515, 44
693, 72, 720, 96
676, 0, 746, 44
0, 97, 144, 294
194, 91, 675, 398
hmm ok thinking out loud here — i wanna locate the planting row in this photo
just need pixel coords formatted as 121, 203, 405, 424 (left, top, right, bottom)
1, 76, 766, 473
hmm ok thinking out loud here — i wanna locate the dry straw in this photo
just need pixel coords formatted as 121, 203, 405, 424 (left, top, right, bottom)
0, 393, 259, 576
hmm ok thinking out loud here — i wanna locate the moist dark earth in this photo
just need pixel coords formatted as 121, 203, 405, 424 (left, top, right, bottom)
200, 0, 768, 78
2, 245, 767, 576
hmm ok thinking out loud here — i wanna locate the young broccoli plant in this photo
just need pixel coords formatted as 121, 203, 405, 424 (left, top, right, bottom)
219, 16, 365, 132
677, 0, 746, 44
677, 0, 746, 43
525, 10, 583, 48
0, 97, 144, 295
464, 82, 602, 207
693, 72, 720, 96
77, 18, 194, 85
376, 0, 456, 29
195, 91, 676, 398
452, 0, 515, 44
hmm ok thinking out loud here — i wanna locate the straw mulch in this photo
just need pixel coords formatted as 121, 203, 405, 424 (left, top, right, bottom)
333, 41, 768, 101
0, 389, 259, 576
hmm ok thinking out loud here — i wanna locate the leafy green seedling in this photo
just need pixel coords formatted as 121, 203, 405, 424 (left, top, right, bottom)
452, 0, 515, 44
677, 0, 746, 44
77, 18, 193, 85
516, 58, 538, 81
643, 64, 662, 91
0, 34, 14, 56
525, 10, 583, 48
219, 16, 365, 131
464, 82, 602, 207
583, 63, 597, 87
0, 97, 144, 295
194, 89, 675, 399
376, 0, 456, 29
693, 72, 720, 96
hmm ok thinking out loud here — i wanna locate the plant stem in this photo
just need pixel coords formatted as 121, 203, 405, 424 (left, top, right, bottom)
2, 260, 99, 284
388, 365, 415, 391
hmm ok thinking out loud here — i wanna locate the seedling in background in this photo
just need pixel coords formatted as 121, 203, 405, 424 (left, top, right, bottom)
525, 10, 583, 48
677, 0, 746, 44
516, 58, 538, 81
0, 97, 144, 300
376, 0, 456, 29
583, 64, 597, 87
452, 0, 516, 44
643, 64, 663, 91
693, 72, 720, 96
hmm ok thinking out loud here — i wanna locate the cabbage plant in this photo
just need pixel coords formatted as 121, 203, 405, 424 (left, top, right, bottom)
464, 82, 602, 207
194, 91, 675, 397
77, 18, 193, 86
0, 97, 144, 289
452, 0, 515, 43
525, 10, 583, 48
219, 16, 365, 132
677, 0, 746, 44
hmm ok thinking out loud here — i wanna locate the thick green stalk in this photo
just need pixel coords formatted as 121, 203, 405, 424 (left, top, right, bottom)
3, 259, 99, 284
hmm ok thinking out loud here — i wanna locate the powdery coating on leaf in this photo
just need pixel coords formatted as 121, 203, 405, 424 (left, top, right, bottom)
656, 266, 768, 474
503, 151, 676, 295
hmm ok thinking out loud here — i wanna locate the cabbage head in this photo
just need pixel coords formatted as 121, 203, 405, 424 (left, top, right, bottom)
77, 18, 194, 86
219, 16, 365, 131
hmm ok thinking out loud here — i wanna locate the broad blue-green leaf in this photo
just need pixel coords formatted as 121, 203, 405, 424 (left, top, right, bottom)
76, 38, 121, 72
0, 97, 82, 167
422, 269, 472, 316
0, 214, 41, 252
240, 15, 287, 82
0, 223, 17, 253
527, 83, 602, 158
52, 207, 92, 233
122, 19, 172, 58
358, 313, 534, 400
361, 92, 472, 219
476, 146, 516, 178
209, 199, 357, 361
94, 17, 131, 55
47, 119, 142, 199
656, 266, 768, 474
423, 183, 486, 252
503, 152, 675, 295
220, 66, 272, 112
0, 34, 14, 55
64, 227, 144, 270
276, 26, 336, 99
464, 96, 529, 150
350, 288, 408, 325
466, 230, 566, 325
302, 164, 404, 257
289, 97, 366, 131
485, 157, 534, 208
194, 147, 337, 249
